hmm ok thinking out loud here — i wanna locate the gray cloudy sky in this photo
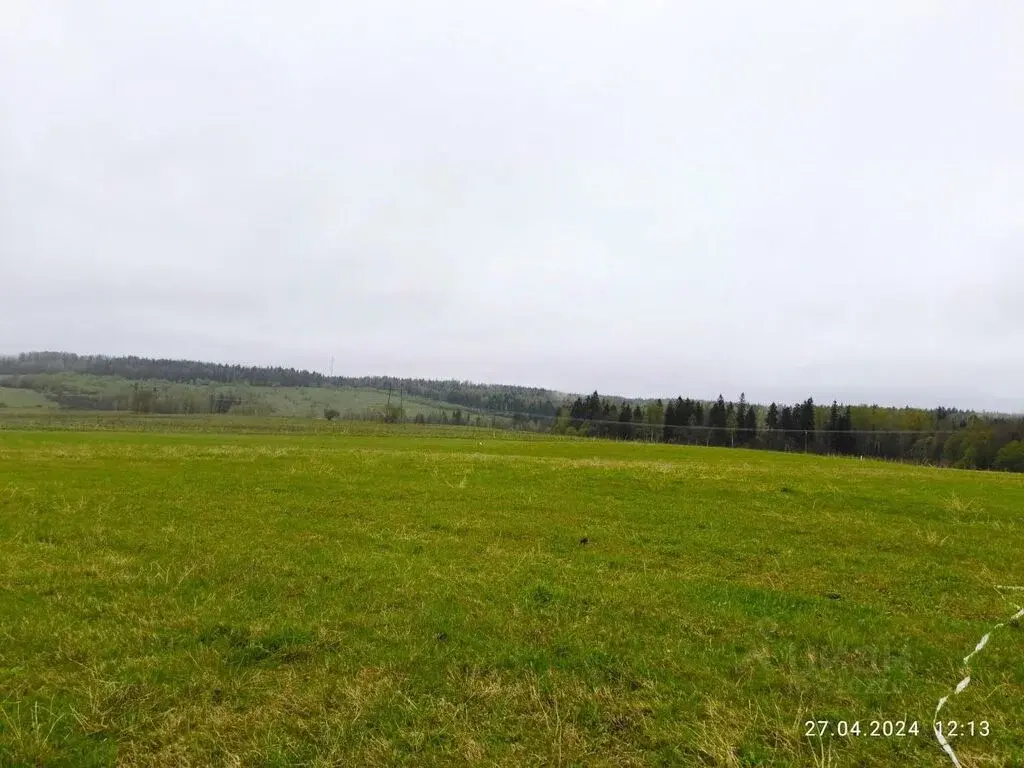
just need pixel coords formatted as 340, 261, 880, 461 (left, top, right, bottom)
2, 2, 1022, 411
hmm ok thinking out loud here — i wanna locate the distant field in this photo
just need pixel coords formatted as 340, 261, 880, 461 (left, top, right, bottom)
0, 373, 464, 418
0, 412, 525, 437
1, 419, 1023, 766
0, 386, 56, 409
253, 385, 452, 418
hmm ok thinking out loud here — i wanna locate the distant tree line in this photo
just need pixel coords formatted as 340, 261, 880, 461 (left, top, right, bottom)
3, 352, 1022, 472
546, 391, 1024, 472
1, 351, 323, 388
0, 373, 270, 415
0, 352, 561, 415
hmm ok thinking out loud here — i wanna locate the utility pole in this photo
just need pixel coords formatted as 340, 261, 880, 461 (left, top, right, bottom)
330, 356, 334, 378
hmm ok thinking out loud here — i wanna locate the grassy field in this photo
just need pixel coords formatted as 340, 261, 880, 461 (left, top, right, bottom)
0, 388, 56, 410
0, 374, 463, 418
1, 418, 1023, 766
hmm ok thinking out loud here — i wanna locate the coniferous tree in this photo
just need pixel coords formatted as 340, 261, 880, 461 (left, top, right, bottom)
838, 405, 855, 454
799, 398, 816, 431
765, 402, 780, 448
600, 400, 614, 437
569, 397, 585, 429
673, 396, 688, 442
798, 398, 816, 451
779, 406, 793, 430
779, 405, 796, 449
618, 401, 633, 440
675, 397, 690, 428
827, 400, 841, 452
797, 398, 815, 451
584, 391, 602, 432
744, 407, 758, 442
709, 395, 728, 446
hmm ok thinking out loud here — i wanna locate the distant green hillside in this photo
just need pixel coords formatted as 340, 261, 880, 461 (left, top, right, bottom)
0, 352, 565, 417
0, 386, 56, 410
4, 351, 1023, 473
0, 372, 470, 420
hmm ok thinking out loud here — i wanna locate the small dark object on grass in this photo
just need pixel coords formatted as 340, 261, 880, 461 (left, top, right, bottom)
780, 487, 794, 494
579, 537, 589, 545
436, 632, 448, 643
827, 593, 842, 600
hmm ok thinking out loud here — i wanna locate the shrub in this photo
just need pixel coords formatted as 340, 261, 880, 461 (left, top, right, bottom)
383, 405, 404, 423
956, 446, 978, 470
994, 440, 1024, 472
324, 408, 340, 421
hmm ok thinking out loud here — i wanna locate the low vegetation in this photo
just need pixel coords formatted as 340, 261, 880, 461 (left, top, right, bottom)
0, 387, 57, 410
2, 417, 1023, 766
0, 372, 454, 421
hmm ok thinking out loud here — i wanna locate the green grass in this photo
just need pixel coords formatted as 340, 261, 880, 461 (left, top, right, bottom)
0, 387, 56, 410
0, 412, 526, 437
0, 373, 465, 418
1, 420, 1023, 766
250, 384, 453, 418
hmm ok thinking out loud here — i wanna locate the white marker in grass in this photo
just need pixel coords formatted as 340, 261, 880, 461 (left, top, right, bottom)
932, 586, 1024, 768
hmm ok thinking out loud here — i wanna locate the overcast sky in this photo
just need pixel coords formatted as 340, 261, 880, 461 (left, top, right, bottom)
2, 2, 1022, 411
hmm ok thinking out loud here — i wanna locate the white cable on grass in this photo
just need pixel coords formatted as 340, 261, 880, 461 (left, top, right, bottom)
932, 587, 1024, 767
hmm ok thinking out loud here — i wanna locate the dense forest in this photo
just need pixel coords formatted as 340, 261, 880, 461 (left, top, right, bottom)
550, 391, 1024, 472
2, 352, 1022, 472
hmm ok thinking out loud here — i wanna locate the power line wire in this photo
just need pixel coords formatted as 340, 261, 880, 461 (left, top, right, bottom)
475, 411, 982, 436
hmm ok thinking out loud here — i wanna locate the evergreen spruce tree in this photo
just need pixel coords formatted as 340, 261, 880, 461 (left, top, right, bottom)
569, 397, 585, 429
664, 400, 677, 443
736, 393, 748, 444
618, 401, 633, 440
710, 395, 728, 446
744, 407, 758, 441
799, 398, 816, 451
838, 405, 855, 454
827, 400, 840, 452
779, 405, 795, 449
